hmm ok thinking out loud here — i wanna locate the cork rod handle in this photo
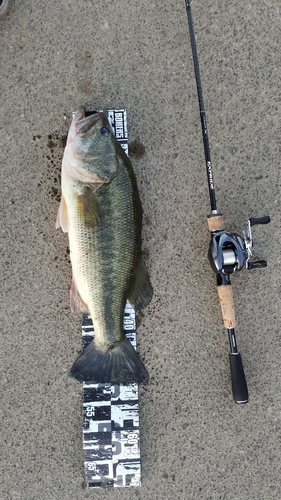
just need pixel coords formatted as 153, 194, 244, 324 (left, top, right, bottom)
217, 284, 236, 329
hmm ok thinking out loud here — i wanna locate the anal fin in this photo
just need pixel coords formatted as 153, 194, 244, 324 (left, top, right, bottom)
70, 279, 89, 314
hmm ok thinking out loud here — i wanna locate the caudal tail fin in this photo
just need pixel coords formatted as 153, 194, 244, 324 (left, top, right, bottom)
69, 336, 148, 384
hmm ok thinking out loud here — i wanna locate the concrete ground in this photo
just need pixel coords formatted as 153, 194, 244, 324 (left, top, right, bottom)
1, 1, 280, 499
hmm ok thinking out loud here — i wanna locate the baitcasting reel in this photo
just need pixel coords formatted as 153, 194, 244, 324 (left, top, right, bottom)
208, 216, 270, 275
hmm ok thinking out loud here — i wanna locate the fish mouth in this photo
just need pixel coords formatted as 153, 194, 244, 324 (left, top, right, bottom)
74, 106, 103, 136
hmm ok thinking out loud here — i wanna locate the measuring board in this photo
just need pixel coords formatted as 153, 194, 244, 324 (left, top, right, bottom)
81, 109, 142, 488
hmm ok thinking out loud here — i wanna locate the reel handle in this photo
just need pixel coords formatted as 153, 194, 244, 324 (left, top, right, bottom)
249, 216, 270, 226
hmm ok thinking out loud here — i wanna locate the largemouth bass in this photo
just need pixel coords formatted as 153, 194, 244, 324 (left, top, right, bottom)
56, 106, 152, 383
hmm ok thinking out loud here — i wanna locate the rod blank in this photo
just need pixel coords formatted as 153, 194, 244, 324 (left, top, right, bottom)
185, 1, 249, 404
185, 0, 217, 212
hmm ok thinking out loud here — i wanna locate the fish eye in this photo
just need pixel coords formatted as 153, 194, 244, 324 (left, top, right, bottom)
100, 127, 109, 136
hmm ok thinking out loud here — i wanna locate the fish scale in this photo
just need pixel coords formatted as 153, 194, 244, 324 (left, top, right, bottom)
69, 172, 139, 345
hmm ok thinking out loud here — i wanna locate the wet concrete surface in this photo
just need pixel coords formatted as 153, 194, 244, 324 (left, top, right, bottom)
1, 1, 280, 499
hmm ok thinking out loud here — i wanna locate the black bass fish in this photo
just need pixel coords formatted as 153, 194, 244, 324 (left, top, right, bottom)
56, 106, 152, 383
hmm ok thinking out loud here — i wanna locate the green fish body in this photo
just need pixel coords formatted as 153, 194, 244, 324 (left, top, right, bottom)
56, 106, 152, 383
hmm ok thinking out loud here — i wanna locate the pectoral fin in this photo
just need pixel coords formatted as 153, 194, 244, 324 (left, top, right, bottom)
77, 187, 100, 228
128, 258, 153, 312
56, 196, 68, 232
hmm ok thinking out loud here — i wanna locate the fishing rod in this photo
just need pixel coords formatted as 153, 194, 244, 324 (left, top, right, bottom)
185, 1, 270, 404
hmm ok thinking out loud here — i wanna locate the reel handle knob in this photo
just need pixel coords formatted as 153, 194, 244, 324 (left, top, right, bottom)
249, 216, 270, 226
247, 260, 267, 270
229, 353, 249, 404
